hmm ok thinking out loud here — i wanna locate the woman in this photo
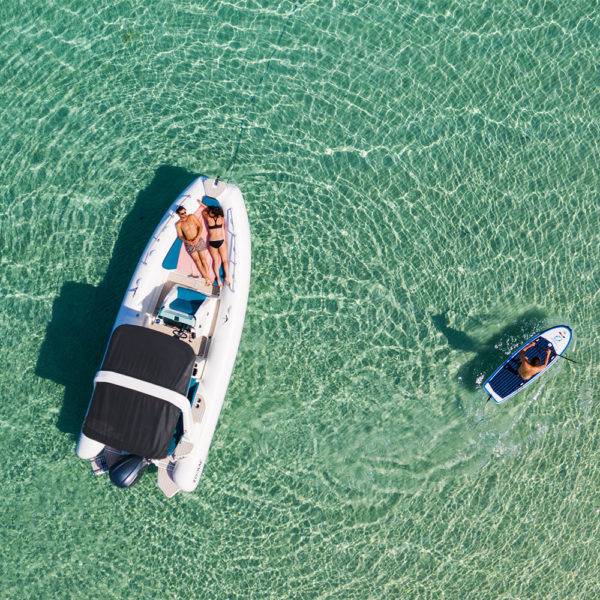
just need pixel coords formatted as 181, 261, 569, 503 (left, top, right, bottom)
201, 204, 232, 287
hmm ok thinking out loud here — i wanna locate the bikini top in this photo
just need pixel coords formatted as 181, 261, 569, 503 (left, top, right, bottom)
208, 216, 222, 229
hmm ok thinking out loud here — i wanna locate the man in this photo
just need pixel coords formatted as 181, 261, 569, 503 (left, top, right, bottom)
175, 205, 213, 286
518, 339, 552, 381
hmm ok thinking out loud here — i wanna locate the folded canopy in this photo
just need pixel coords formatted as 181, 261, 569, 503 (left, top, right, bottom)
83, 324, 195, 459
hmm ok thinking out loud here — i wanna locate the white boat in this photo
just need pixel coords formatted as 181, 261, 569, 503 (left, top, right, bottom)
76, 177, 251, 497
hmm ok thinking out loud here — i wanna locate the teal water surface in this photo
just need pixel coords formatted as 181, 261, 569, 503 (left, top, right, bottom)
1, 1, 599, 598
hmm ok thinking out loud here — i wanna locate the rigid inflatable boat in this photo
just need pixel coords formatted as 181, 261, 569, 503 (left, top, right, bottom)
77, 177, 250, 496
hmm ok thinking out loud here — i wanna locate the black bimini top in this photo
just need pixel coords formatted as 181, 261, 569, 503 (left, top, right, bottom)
83, 324, 195, 459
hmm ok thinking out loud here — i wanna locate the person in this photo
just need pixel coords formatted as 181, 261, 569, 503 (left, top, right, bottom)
175, 206, 212, 286
518, 339, 552, 381
200, 204, 232, 287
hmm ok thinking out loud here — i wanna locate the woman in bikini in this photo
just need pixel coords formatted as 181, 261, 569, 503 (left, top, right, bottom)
201, 204, 232, 287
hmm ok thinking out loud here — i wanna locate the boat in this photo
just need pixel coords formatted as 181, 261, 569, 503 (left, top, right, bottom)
483, 325, 572, 404
76, 176, 251, 496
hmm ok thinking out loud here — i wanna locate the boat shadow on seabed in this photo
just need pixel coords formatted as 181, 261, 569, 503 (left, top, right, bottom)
36, 165, 199, 437
432, 308, 547, 391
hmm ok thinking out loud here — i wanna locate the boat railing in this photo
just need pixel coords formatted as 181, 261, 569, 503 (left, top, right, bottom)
143, 213, 177, 265
226, 207, 236, 292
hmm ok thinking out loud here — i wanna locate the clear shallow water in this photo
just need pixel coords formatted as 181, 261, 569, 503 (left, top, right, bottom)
1, 1, 599, 598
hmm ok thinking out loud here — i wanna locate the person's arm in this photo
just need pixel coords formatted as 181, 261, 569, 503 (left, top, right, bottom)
190, 215, 204, 242
176, 222, 184, 241
543, 347, 552, 367
520, 338, 539, 358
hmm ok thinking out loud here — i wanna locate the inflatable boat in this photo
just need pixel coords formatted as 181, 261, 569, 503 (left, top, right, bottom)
76, 177, 251, 497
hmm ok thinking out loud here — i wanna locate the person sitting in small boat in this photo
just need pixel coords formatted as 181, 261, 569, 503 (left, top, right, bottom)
199, 204, 232, 287
518, 339, 552, 381
175, 206, 212, 286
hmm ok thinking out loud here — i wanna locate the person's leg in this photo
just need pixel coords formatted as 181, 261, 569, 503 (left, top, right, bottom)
208, 246, 223, 286
200, 250, 215, 287
218, 241, 232, 286
190, 250, 213, 286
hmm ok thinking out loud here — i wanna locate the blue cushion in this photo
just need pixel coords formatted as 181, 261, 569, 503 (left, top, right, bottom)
202, 195, 221, 208
213, 263, 225, 285
162, 238, 182, 270
169, 288, 206, 315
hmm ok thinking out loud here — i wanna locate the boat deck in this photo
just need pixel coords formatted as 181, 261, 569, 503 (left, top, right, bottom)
144, 270, 221, 356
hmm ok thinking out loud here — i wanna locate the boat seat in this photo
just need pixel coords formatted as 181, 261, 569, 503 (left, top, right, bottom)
158, 286, 207, 329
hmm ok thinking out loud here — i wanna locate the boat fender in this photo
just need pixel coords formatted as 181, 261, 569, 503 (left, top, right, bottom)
109, 455, 149, 488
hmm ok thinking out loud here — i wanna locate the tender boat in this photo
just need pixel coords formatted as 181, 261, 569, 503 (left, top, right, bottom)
76, 177, 251, 496
483, 325, 572, 404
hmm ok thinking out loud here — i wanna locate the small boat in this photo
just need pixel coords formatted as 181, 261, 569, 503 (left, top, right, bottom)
483, 325, 572, 404
76, 177, 251, 496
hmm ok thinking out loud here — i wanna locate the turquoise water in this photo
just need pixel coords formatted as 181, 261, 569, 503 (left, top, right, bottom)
1, 1, 599, 598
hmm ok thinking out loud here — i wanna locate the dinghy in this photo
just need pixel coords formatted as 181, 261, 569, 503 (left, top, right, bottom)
76, 177, 251, 496
483, 325, 572, 404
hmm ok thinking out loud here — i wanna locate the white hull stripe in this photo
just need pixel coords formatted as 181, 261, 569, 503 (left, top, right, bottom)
94, 370, 191, 415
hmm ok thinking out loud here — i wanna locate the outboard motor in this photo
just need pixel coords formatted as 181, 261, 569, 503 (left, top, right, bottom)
109, 454, 149, 488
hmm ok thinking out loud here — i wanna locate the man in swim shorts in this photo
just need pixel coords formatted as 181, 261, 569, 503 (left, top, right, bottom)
518, 338, 552, 381
175, 205, 213, 286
